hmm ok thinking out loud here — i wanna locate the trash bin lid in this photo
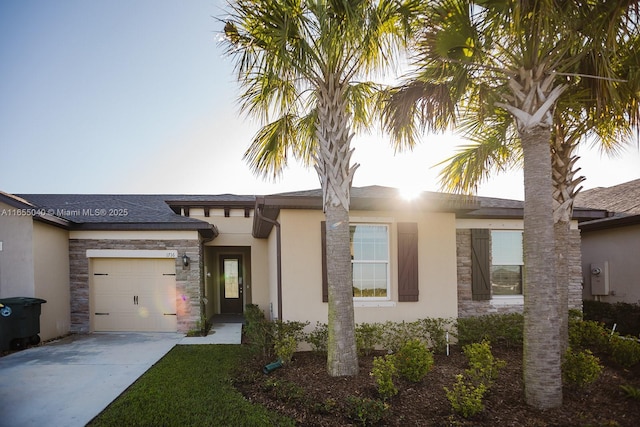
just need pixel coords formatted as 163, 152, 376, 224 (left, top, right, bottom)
0, 297, 47, 306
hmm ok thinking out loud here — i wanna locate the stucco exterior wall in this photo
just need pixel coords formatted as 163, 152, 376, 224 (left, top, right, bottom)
69, 231, 201, 333
32, 221, 71, 340
0, 202, 35, 298
278, 209, 459, 326
581, 223, 640, 305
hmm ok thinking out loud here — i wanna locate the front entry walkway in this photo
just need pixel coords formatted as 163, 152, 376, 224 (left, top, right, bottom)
179, 323, 243, 345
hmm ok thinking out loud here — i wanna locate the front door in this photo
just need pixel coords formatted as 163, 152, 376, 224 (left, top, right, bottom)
220, 255, 243, 314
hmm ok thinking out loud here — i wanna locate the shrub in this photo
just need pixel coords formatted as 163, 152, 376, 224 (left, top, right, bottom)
345, 396, 390, 426
379, 320, 422, 352
463, 340, 505, 388
243, 306, 308, 359
243, 304, 272, 356
456, 313, 523, 347
306, 322, 328, 354
583, 300, 640, 337
376, 318, 453, 353
312, 398, 338, 414
418, 318, 452, 354
609, 335, 640, 368
568, 318, 610, 353
395, 339, 434, 382
274, 335, 297, 364
356, 322, 382, 356
562, 348, 603, 388
444, 374, 487, 418
273, 320, 308, 343
371, 354, 398, 400
263, 378, 305, 403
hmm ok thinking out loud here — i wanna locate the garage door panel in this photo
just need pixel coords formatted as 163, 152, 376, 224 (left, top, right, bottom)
92, 258, 177, 332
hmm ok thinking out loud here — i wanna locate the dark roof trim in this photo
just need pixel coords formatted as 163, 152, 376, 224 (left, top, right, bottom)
253, 197, 280, 238
1, 192, 71, 229
458, 206, 609, 221
579, 213, 640, 232
0, 192, 35, 209
251, 189, 481, 238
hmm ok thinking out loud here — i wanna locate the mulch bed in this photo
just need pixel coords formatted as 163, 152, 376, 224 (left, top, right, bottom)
235, 347, 640, 426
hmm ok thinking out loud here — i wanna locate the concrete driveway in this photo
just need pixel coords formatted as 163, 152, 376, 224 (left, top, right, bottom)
0, 332, 183, 427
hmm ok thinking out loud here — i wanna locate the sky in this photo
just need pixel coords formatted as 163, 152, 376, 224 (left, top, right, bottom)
1, 0, 639, 201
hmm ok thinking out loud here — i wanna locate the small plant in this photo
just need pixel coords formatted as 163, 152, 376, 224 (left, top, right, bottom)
312, 398, 338, 414
305, 322, 328, 354
356, 322, 382, 356
264, 378, 305, 403
456, 313, 524, 347
395, 339, 434, 382
345, 396, 390, 426
445, 374, 487, 418
274, 335, 297, 364
418, 317, 451, 354
562, 348, 603, 388
371, 354, 398, 399
463, 340, 505, 387
620, 384, 640, 400
568, 318, 610, 352
609, 335, 640, 368
379, 320, 423, 352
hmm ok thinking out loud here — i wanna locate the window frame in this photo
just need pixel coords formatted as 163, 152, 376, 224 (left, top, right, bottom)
490, 229, 524, 300
350, 223, 391, 301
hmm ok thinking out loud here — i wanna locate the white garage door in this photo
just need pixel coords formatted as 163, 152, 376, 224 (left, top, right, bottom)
92, 258, 177, 332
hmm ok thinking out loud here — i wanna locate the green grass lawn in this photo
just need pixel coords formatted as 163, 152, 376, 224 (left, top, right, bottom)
88, 345, 294, 427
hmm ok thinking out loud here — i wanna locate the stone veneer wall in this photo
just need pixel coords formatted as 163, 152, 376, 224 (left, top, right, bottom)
456, 228, 583, 318
69, 239, 202, 333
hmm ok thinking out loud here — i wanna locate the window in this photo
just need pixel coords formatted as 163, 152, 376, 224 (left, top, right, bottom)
490, 230, 523, 296
321, 221, 418, 303
471, 228, 523, 301
350, 224, 389, 299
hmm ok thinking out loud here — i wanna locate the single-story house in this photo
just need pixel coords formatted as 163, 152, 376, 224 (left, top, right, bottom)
0, 186, 606, 340
575, 179, 640, 305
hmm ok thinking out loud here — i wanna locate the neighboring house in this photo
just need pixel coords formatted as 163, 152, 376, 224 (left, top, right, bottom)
0, 187, 605, 339
575, 179, 640, 305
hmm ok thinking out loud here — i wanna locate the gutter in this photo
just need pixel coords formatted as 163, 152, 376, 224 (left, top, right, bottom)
254, 197, 283, 320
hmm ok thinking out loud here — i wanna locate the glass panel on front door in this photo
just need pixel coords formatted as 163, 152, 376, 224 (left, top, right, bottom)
224, 259, 240, 299
220, 255, 243, 314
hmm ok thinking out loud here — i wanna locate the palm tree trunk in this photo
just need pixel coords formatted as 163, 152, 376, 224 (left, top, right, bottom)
521, 127, 563, 409
315, 73, 359, 376
324, 204, 359, 376
551, 132, 585, 355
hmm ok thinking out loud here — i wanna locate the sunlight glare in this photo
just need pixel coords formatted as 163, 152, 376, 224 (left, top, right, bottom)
399, 186, 422, 201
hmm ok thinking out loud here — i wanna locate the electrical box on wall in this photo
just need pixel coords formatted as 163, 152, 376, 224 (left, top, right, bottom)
590, 261, 610, 296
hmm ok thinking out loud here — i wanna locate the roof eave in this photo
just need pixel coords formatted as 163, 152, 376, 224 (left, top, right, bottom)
579, 214, 640, 232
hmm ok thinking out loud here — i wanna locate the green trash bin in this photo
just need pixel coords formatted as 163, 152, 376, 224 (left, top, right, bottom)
0, 297, 47, 351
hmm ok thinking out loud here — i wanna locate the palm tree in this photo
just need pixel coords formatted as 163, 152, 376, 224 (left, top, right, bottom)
222, 0, 412, 376
383, 0, 639, 409
436, 9, 640, 354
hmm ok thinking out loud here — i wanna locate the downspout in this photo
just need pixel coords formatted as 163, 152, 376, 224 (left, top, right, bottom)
255, 201, 282, 320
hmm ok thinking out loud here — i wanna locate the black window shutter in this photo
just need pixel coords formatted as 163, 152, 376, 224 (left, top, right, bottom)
471, 229, 491, 300
397, 222, 419, 302
321, 221, 328, 302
